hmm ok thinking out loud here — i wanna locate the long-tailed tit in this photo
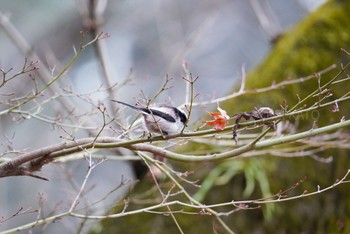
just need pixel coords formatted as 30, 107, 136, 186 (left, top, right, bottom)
112, 100, 187, 135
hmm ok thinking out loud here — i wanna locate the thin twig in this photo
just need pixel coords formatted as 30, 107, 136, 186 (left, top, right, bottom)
189, 64, 337, 107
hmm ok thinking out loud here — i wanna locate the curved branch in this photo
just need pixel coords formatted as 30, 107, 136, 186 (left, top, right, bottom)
1, 119, 349, 178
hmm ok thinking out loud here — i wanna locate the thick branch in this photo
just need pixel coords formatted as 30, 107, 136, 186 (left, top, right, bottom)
1, 119, 349, 178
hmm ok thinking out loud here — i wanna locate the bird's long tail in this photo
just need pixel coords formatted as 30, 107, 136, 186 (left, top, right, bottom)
111, 100, 150, 114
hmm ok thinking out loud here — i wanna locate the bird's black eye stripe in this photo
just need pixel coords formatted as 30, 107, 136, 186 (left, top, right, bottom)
149, 109, 176, 122
172, 108, 187, 124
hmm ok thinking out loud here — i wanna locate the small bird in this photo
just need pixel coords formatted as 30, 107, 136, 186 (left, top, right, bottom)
112, 100, 187, 135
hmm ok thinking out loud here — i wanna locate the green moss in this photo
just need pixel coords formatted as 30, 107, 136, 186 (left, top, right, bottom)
248, 0, 350, 90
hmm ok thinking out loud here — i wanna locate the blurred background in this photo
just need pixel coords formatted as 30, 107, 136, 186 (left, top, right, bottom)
0, 0, 326, 233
